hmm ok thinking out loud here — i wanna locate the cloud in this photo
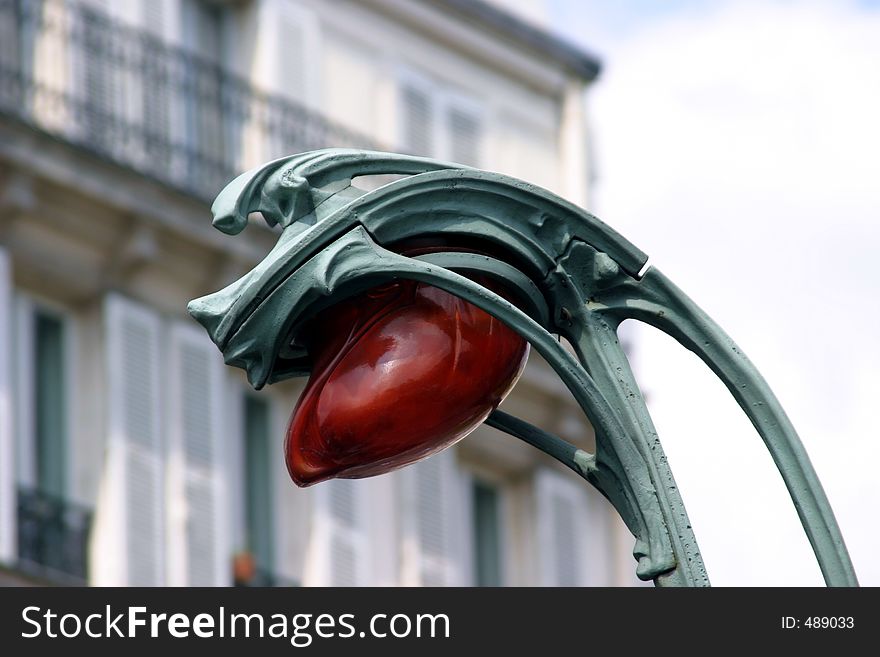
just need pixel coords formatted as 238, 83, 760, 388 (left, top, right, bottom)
585, 0, 880, 585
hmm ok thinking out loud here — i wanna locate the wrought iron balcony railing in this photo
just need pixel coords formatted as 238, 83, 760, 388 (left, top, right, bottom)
0, 0, 376, 202
16, 485, 93, 585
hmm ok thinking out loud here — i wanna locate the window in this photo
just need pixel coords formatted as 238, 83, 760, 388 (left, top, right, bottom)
308, 478, 371, 586
0, 250, 11, 564
535, 468, 593, 586
99, 296, 229, 586
12, 298, 90, 584
447, 106, 482, 166
243, 395, 274, 576
167, 320, 227, 586
182, 0, 227, 173
15, 300, 70, 498
139, 0, 172, 169
256, 0, 319, 162
33, 311, 67, 498
471, 479, 503, 586
76, 0, 118, 149
399, 450, 464, 586
73, 1, 175, 167
183, 0, 223, 62
103, 294, 164, 586
398, 71, 484, 167
401, 84, 435, 157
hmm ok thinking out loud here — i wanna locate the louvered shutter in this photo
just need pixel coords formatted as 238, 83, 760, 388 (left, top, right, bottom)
276, 10, 306, 103
252, 1, 315, 160
496, 117, 559, 191
310, 479, 369, 586
77, 0, 118, 149
182, 0, 225, 190
402, 450, 463, 586
104, 294, 164, 585
399, 76, 483, 167
168, 323, 227, 586
535, 468, 592, 586
0, 2, 22, 110
446, 105, 482, 166
0, 249, 13, 563
139, 0, 172, 171
400, 83, 435, 157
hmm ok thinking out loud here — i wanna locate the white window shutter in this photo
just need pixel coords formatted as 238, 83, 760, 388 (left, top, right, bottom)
140, 0, 171, 166
270, 10, 306, 161
0, 248, 13, 564
102, 294, 164, 585
495, 117, 560, 192
179, 0, 225, 187
108, 0, 176, 172
327, 480, 362, 585
446, 105, 482, 167
141, 0, 165, 36
535, 468, 593, 586
167, 322, 228, 586
13, 297, 35, 490
400, 83, 435, 157
253, 1, 317, 161
308, 479, 370, 586
401, 450, 464, 586
75, 0, 120, 147
398, 73, 483, 167
276, 11, 307, 102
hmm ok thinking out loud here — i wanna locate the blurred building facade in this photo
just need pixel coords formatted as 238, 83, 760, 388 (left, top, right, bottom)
0, 0, 636, 586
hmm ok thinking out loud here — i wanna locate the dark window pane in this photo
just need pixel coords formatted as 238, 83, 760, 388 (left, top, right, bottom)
244, 395, 273, 571
472, 480, 502, 586
34, 311, 66, 498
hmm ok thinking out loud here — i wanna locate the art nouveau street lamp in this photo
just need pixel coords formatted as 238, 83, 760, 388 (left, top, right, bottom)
188, 149, 857, 587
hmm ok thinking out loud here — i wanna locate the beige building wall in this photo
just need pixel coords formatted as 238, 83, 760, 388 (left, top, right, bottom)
0, 0, 639, 587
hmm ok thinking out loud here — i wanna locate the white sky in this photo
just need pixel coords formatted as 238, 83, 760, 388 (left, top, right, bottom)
539, 0, 880, 585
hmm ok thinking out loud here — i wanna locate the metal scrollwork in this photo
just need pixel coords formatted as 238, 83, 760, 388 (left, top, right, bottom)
189, 149, 857, 587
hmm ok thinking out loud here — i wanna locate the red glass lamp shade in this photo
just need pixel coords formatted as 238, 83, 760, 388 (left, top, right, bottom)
285, 273, 529, 487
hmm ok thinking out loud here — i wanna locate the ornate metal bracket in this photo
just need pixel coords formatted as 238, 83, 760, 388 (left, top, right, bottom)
188, 149, 857, 587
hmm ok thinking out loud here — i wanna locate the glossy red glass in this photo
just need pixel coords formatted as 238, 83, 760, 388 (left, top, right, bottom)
285, 275, 529, 487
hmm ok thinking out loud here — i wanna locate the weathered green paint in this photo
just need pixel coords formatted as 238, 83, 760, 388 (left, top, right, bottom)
188, 148, 857, 587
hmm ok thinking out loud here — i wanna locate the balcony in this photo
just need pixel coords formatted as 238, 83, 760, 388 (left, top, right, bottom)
16, 485, 93, 585
0, 0, 375, 203
235, 566, 299, 588
232, 551, 298, 587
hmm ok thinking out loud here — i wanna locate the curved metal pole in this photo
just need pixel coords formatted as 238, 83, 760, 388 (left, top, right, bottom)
486, 410, 597, 480
593, 266, 858, 586
564, 305, 709, 587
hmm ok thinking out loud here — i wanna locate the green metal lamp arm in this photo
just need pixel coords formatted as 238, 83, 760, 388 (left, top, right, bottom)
587, 267, 858, 586
188, 148, 857, 587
